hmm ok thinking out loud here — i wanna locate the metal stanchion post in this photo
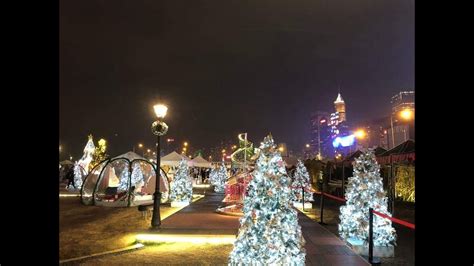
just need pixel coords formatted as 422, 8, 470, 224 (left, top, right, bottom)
369, 208, 381, 265
319, 180, 326, 225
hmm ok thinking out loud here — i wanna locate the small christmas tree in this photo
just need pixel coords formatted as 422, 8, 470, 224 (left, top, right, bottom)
169, 159, 193, 203
339, 149, 396, 246
209, 162, 228, 193
291, 159, 314, 203
229, 134, 306, 265
130, 163, 144, 187
117, 168, 130, 192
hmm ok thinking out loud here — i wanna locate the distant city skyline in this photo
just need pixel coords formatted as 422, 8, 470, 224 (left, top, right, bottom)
60, 1, 414, 160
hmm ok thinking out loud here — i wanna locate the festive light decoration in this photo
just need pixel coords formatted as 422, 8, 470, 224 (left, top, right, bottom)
209, 162, 229, 192
339, 149, 397, 247
92, 138, 108, 167
169, 159, 193, 204
72, 135, 95, 190
229, 134, 306, 265
118, 168, 131, 192
291, 160, 313, 203
130, 163, 144, 187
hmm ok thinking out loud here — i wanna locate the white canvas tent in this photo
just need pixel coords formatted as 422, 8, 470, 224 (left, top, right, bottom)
190, 155, 212, 168
160, 151, 191, 167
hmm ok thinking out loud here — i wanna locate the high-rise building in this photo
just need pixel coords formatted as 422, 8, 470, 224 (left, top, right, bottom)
334, 93, 346, 122
388, 91, 415, 149
309, 111, 331, 158
391, 91, 414, 114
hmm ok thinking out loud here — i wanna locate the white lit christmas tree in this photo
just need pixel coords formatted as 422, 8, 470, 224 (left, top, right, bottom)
209, 162, 228, 193
130, 163, 144, 186
72, 134, 95, 190
118, 168, 130, 191
169, 159, 193, 204
291, 159, 314, 203
229, 134, 306, 265
339, 149, 396, 247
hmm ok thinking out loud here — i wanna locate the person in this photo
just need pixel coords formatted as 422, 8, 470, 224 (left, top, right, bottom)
66, 168, 75, 189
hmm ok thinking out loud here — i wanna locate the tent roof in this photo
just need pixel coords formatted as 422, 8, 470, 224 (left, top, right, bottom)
60, 160, 74, 165
190, 155, 212, 168
112, 151, 147, 161
374, 146, 388, 156
160, 151, 191, 166
379, 140, 415, 156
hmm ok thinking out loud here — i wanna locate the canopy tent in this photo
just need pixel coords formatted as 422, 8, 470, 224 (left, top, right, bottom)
377, 140, 415, 165
60, 160, 74, 165
160, 151, 191, 167
190, 155, 212, 168
80, 151, 169, 207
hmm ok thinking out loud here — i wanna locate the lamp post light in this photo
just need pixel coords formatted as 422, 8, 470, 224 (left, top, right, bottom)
390, 108, 414, 149
151, 103, 169, 228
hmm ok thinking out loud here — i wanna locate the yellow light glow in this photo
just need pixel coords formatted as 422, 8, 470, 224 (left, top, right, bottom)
183, 147, 187, 151
59, 193, 80, 197
184, 142, 188, 147
192, 184, 211, 188
399, 109, 414, 120
278, 147, 284, 152
153, 104, 168, 119
138, 143, 143, 148
170, 201, 190, 208
135, 234, 236, 245
221, 149, 226, 153
305, 144, 310, 148
354, 129, 366, 139
98, 138, 106, 146
147, 149, 151, 153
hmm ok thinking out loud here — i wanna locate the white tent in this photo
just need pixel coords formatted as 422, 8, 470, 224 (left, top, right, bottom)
190, 155, 212, 168
60, 160, 74, 165
113, 151, 146, 161
160, 151, 191, 167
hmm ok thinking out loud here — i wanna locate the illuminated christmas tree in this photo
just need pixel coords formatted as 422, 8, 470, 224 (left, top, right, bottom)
209, 162, 228, 193
130, 163, 144, 186
117, 168, 130, 192
339, 149, 396, 246
229, 135, 306, 265
92, 138, 108, 167
291, 159, 313, 203
72, 134, 95, 190
170, 159, 193, 203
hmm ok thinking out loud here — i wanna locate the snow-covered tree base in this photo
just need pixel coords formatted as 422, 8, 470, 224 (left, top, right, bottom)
347, 237, 395, 257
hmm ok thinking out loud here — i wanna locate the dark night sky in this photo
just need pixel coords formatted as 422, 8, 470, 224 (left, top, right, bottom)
59, 0, 414, 158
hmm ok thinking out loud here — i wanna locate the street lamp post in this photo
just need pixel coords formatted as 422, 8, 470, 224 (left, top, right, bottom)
151, 104, 169, 228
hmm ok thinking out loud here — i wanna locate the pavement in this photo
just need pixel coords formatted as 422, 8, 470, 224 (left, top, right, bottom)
138, 188, 369, 265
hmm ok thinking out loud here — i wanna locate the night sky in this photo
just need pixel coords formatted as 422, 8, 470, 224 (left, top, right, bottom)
59, 0, 414, 159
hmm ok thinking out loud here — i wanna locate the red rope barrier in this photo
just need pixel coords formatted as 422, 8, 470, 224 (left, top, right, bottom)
373, 209, 415, 230
322, 192, 346, 203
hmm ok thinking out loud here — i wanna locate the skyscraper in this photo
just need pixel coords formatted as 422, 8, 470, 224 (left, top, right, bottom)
388, 91, 415, 148
334, 93, 346, 122
310, 111, 331, 158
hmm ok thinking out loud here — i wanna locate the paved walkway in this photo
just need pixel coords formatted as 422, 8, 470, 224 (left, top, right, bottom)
140, 188, 369, 265
298, 211, 369, 265
156, 191, 240, 235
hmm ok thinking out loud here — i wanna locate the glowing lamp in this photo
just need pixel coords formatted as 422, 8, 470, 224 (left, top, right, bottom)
400, 109, 413, 120
153, 104, 168, 119
354, 129, 366, 139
